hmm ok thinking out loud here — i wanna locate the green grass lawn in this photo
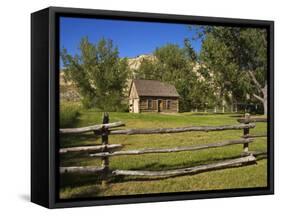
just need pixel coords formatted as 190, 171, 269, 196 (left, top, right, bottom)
59, 110, 267, 199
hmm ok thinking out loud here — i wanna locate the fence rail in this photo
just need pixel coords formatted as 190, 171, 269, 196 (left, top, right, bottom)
109, 124, 255, 135
60, 144, 123, 154
112, 155, 256, 177
60, 121, 125, 134
60, 166, 105, 174
60, 113, 267, 184
89, 138, 254, 158
237, 117, 267, 123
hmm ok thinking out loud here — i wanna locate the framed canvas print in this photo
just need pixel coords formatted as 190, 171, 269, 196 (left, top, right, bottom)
31, 6, 274, 208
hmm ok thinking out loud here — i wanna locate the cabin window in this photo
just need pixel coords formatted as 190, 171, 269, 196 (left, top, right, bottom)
148, 99, 153, 109
167, 100, 171, 109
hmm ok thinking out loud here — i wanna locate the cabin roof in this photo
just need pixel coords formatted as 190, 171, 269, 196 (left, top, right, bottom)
130, 79, 180, 97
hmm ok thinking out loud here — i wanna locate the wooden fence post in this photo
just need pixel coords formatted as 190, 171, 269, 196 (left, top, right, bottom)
101, 112, 109, 187
243, 113, 250, 153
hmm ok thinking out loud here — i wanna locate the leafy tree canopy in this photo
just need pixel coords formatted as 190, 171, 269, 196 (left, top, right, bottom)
61, 37, 130, 111
200, 26, 267, 114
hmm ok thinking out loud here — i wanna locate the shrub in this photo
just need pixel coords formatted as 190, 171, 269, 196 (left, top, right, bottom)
96, 93, 129, 112
60, 102, 81, 128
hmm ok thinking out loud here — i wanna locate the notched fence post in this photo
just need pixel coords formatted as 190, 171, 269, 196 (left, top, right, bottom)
243, 113, 250, 153
101, 112, 109, 187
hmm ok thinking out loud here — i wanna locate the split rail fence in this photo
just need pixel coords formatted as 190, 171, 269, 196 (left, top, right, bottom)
60, 113, 267, 185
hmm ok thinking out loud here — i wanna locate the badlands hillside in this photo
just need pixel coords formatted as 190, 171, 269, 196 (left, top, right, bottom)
127, 54, 156, 70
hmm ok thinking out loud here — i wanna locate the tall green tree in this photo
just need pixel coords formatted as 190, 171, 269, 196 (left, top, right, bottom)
61, 37, 130, 111
200, 27, 267, 115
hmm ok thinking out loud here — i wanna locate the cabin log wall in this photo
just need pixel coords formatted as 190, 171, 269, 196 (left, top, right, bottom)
139, 96, 178, 113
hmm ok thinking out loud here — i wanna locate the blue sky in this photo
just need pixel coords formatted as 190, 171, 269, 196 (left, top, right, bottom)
60, 17, 202, 60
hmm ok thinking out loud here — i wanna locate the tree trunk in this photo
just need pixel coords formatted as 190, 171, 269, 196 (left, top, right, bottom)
252, 83, 267, 116
263, 97, 267, 116
262, 83, 267, 116
247, 70, 267, 116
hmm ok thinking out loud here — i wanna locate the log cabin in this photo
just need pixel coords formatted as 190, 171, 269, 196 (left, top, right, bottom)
129, 79, 179, 113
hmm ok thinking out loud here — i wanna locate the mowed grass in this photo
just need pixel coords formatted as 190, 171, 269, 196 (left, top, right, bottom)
60, 111, 267, 199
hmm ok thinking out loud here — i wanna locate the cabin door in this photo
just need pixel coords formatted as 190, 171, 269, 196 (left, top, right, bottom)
158, 100, 163, 112
133, 99, 139, 113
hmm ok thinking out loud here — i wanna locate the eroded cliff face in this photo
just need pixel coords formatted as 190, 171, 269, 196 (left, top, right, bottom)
127, 54, 156, 70
59, 72, 81, 102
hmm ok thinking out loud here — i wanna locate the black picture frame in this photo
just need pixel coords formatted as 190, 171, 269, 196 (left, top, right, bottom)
31, 6, 274, 209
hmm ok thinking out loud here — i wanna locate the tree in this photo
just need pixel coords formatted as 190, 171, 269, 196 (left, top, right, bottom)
200, 27, 267, 115
183, 38, 197, 62
134, 58, 163, 80
61, 37, 130, 111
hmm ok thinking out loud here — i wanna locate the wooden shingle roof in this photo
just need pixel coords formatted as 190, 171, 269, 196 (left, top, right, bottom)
131, 79, 179, 97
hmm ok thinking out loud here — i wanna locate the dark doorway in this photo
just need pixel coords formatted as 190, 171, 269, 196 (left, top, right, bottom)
158, 100, 163, 112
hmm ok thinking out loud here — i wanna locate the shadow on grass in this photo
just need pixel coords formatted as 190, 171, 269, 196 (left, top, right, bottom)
60, 184, 103, 199
60, 172, 103, 188
60, 133, 100, 148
